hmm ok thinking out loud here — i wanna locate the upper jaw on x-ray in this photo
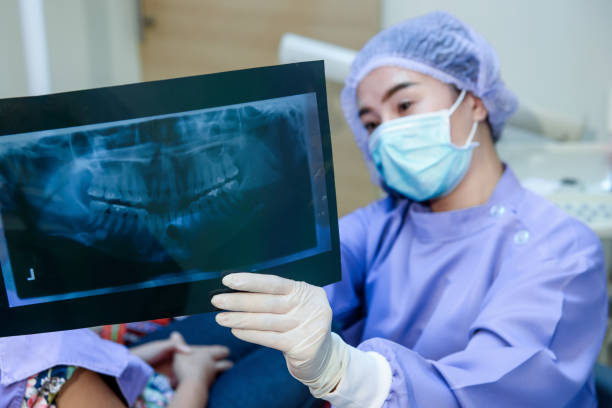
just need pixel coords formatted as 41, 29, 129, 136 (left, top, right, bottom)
0, 99, 312, 270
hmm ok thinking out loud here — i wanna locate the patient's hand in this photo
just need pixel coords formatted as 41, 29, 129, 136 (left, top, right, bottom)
130, 331, 192, 365
173, 345, 233, 388
166, 345, 233, 408
132, 335, 232, 408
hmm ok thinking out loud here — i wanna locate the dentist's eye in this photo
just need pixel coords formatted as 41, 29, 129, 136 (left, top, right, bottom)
364, 121, 380, 133
398, 100, 412, 113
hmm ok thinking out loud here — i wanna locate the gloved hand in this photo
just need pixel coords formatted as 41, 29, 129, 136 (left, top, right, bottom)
211, 273, 349, 397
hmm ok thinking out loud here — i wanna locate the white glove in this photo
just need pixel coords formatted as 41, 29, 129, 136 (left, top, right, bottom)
211, 272, 347, 396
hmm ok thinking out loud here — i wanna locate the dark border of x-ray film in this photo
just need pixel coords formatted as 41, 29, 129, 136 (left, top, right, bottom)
0, 61, 341, 336
0, 93, 331, 308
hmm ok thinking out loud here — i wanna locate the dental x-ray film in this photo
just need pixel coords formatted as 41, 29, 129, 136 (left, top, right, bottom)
0, 61, 340, 336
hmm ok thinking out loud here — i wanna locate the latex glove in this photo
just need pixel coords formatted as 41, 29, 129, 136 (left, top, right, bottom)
211, 273, 349, 396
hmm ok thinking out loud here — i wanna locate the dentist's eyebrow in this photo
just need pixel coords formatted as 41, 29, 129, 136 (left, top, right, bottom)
381, 82, 417, 103
358, 81, 418, 117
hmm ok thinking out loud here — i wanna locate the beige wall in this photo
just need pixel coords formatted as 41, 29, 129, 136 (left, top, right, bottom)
140, 0, 382, 216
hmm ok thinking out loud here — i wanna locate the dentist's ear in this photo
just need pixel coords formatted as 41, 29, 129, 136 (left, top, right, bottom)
468, 93, 488, 122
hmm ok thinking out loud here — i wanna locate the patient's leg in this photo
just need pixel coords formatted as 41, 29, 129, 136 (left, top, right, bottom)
56, 368, 127, 408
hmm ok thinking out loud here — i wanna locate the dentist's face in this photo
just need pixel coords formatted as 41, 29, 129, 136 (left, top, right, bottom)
356, 66, 483, 147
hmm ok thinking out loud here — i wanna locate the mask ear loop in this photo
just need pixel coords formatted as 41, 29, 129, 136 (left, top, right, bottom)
449, 90, 480, 149
463, 121, 479, 148
448, 90, 467, 115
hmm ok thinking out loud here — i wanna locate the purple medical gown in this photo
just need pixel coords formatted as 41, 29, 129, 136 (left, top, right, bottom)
325, 167, 608, 407
0, 329, 152, 408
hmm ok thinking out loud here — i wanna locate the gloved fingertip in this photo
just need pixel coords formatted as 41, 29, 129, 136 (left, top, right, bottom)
222, 274, 237, 288
210, 295, 222, 308
215, 313, 227, 325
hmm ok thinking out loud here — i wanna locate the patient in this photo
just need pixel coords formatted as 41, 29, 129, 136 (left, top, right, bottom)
1, 315, 320, 408
0, 328, 231, 408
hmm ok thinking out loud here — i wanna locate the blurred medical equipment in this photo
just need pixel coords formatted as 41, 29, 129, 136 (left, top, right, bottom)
278, 33, 355, 84
508, 103, 585, 142
497, 138, 612, 238
278, 33, 612, 239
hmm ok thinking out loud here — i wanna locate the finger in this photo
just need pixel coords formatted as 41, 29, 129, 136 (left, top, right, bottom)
169, 331, 191, 353
198, 345, 230, 360
130, 340, 176, 364
211, 292, 290, 313
230, 328, 291, 352
216, 312, 298, 332
170, 331, 185, 344
223, 273, 295, 295
214, 360, 234, 372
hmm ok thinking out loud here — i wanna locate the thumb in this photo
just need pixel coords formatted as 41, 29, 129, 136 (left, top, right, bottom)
214, 359, 234, 372
170, 331, 192, 353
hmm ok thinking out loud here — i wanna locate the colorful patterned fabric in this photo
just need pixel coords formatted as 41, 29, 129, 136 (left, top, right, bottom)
21, 365, 76, 408
133, 372, 174, 408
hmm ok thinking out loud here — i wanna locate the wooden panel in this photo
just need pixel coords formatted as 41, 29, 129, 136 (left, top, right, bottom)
140, 0, 381, 216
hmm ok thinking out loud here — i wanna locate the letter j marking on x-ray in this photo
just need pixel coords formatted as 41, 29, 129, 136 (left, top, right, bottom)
27, 268, 35, 281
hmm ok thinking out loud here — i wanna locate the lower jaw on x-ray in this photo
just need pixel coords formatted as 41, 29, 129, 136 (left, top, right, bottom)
0, 92, 331, 308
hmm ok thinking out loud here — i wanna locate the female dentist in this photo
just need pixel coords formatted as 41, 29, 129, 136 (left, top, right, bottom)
211, 11, 608, 407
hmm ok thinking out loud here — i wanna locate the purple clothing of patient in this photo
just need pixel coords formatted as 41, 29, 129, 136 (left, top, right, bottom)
0, 329, 152, 408
325, 166, 607, 407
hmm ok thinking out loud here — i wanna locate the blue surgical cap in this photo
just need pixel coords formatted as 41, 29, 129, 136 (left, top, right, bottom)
341, 11, 518, 183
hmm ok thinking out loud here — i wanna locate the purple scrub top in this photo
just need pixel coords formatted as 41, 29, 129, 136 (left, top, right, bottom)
325, 166, 607, 407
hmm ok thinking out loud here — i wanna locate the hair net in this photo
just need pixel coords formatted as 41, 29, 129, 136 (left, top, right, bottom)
341, 11, 518, 184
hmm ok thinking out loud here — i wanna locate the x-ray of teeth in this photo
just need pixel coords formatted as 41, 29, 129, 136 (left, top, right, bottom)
2, 99, 306, 263
0, 94, 322, 302
0, 61, 340, 336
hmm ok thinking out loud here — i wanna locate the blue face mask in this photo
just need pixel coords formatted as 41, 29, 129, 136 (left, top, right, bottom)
368, 90, 479, 202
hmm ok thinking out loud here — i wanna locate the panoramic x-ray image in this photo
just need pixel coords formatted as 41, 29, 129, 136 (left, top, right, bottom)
0, 93, 330, 308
